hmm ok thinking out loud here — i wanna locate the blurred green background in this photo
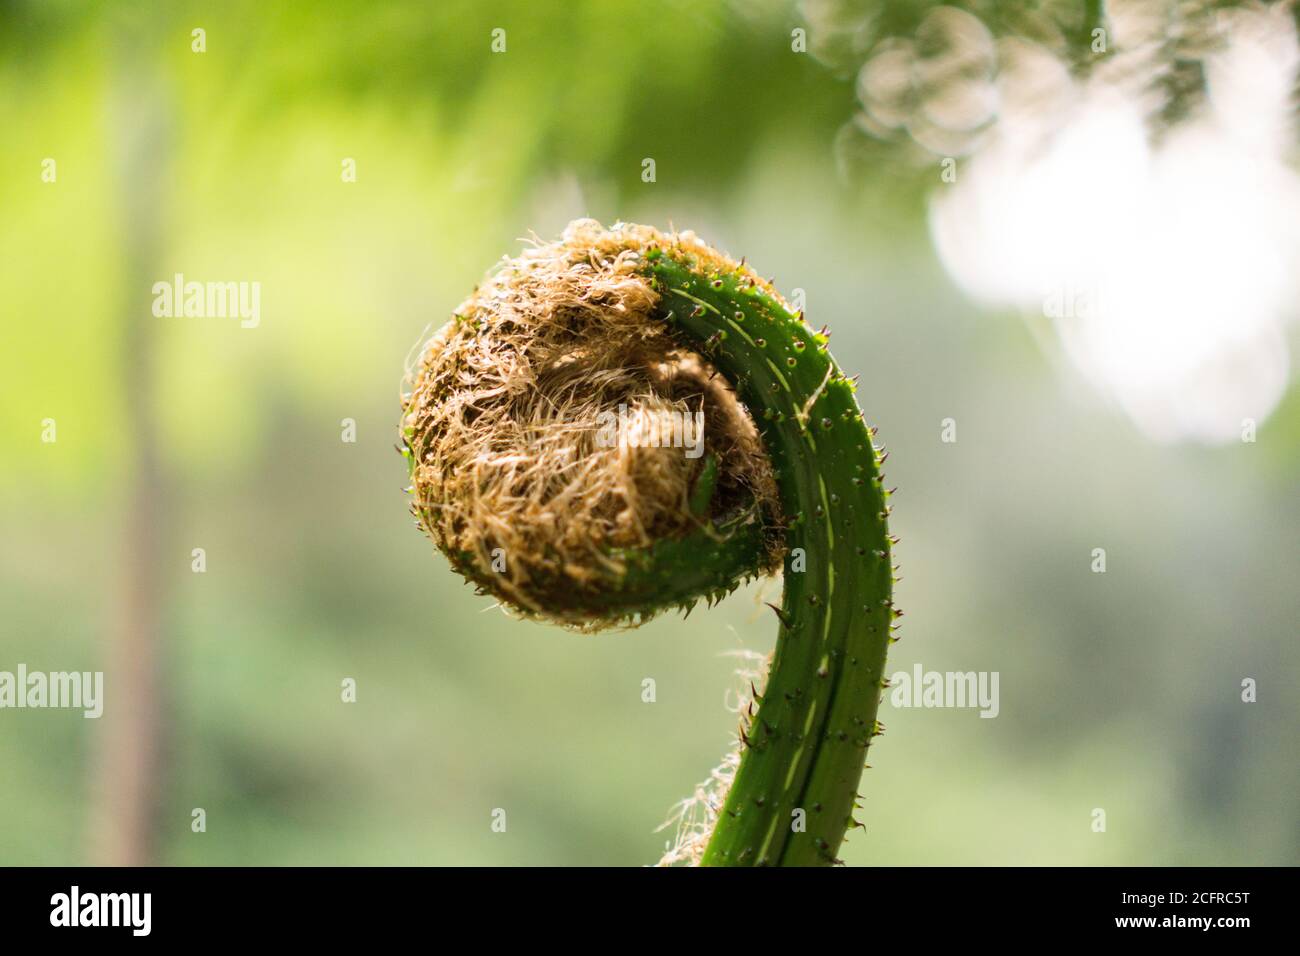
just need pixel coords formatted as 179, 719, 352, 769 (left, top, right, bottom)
1, 0, 1296, 866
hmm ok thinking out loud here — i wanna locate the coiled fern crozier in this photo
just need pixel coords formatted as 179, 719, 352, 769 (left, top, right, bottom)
401, 221, 896, 866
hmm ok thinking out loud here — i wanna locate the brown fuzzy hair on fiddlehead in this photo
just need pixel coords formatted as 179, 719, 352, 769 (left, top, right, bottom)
401, 221, 780, 630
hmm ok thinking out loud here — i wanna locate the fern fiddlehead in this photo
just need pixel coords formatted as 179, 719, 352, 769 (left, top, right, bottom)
401, 221, 895, 866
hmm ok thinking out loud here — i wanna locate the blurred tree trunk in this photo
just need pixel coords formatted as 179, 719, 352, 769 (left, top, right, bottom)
89, 56, 173, 867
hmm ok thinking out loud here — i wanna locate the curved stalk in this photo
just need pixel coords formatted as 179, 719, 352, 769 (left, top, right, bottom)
640, 249, 894, 866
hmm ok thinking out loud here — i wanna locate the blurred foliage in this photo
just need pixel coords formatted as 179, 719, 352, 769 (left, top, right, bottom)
814, 0, 1300, 165
0, 0, 1296, 865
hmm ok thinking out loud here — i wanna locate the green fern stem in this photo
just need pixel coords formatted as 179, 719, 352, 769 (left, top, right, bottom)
640, 248, 895, 866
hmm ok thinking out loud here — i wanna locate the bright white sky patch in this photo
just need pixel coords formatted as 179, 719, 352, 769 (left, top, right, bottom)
928, 4, 1300, 443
